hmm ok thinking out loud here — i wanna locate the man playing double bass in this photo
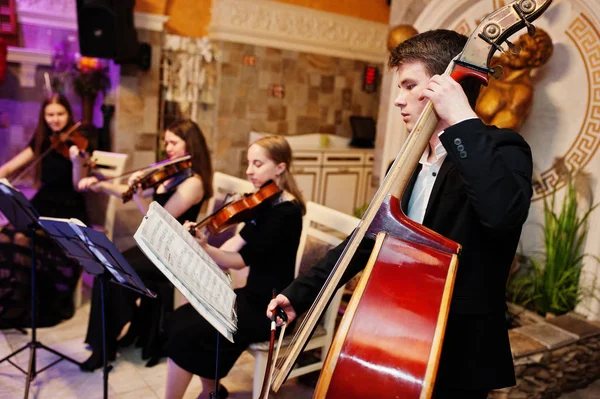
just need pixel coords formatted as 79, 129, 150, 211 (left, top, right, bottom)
268, 29, 533, 398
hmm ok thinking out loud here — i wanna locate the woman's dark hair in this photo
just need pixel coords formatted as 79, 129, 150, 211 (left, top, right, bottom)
166, 119, 213, 200
32, 93, 75, 181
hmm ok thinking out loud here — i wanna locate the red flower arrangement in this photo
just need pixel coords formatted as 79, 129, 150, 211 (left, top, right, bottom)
73, 56, 111, 98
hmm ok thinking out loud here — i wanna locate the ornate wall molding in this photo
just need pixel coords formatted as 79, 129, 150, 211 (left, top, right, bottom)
6, 47, 52, 87
17, 0, 74, 14
210, 0, 388, 63
17, 0, 77, 30
16, 0, 168, 32
134, 12, 169, 32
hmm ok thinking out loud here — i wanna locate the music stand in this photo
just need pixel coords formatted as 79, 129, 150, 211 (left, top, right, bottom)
38, 217, 156, 399
0, 181, 82, 398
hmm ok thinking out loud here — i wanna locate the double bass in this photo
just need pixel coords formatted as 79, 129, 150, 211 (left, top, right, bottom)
269, 1, 553, 398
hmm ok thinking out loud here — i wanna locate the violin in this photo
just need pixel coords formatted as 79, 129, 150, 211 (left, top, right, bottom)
10, 121, 88, 185
121, 155, 193, 203
50, 122, 89, 160
191, 180, 282, 235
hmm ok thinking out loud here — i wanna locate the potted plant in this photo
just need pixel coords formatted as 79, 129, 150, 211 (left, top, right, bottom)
52, 40, 110, 125
73, 56, 110, 125
508, 170, 599, 317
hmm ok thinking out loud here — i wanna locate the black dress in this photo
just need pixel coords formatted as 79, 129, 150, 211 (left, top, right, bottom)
165, 199, 302, 378
28, 135, 88, 223
84, 185, 203, 361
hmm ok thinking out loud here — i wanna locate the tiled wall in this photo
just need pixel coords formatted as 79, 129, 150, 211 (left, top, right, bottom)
212, 41, 382, 176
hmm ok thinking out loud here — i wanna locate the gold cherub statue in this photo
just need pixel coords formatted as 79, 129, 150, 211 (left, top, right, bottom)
476, 28, 554, 131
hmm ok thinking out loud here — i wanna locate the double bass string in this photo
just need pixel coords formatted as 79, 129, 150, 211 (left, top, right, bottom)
272, 101, 439, 379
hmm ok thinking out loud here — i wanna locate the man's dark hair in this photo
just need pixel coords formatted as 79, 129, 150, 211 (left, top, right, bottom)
389, 29, 481, 108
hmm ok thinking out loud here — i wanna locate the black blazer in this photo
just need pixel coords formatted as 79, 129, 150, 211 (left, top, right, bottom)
281, 118, 533, 390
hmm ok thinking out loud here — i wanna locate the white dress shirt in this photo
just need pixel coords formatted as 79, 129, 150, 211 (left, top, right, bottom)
406, 140, 448, 224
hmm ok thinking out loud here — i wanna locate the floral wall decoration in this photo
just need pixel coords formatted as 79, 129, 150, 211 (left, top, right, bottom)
160, 34, 217, 124
51, 39, 110, 125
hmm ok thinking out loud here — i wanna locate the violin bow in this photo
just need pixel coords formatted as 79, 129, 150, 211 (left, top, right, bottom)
90, 154, 192, 186
11, 121, 82, 185
258, 291, 288, 399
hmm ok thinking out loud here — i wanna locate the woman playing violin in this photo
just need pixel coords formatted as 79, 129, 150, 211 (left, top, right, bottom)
164, 136, 305, 399
0, 93, 88, 223
0, 93, 88, 325
78, 119, 213, 371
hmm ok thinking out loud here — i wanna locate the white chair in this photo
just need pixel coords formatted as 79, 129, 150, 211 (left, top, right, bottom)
75, 150, 128, 307
174, 172, 255, 308
247, 201, 360, 399
86, 150, 129, 241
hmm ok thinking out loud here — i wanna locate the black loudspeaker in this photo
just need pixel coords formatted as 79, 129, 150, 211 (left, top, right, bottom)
76, 0, 139, 62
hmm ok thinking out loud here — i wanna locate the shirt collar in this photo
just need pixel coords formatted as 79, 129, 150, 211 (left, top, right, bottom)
419, 140, 447, 166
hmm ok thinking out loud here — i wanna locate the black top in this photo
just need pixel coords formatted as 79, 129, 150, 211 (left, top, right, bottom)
29, 133, 77, 189
238, 198, 303, 305
28, 133, 88, 222
153, 181, 204, 225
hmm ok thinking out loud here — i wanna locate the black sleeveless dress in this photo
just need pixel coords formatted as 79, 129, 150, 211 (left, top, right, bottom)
84, 185, 203, 362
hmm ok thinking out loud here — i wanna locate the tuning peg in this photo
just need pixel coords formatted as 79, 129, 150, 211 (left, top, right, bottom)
513, 2, 537, 37
490, 65, 504, 80
478, 33, 508, 56
505, 39, 521, 55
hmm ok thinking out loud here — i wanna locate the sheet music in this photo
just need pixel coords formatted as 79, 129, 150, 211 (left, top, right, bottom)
134, 201, 237, 342
0, 179, 12, 227
68, 222, 130, 286
0, 178, 14, 189
0, 178, 40, 231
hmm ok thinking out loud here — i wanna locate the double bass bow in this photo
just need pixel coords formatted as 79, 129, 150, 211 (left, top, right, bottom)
267, 1, 553, 398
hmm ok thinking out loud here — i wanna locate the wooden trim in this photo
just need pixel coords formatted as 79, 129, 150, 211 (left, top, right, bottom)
314, 233, 386, 398
293, 170, 319, 202
321, 170, 362, 211
420, 253, 459, 399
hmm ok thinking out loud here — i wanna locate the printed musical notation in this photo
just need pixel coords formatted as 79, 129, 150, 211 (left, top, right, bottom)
135, 201, 237, 341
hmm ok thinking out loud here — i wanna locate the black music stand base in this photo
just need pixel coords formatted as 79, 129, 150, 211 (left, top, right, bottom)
98, 273, 113, 399
209, 331, 221, 399
0, 229, 82, 399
